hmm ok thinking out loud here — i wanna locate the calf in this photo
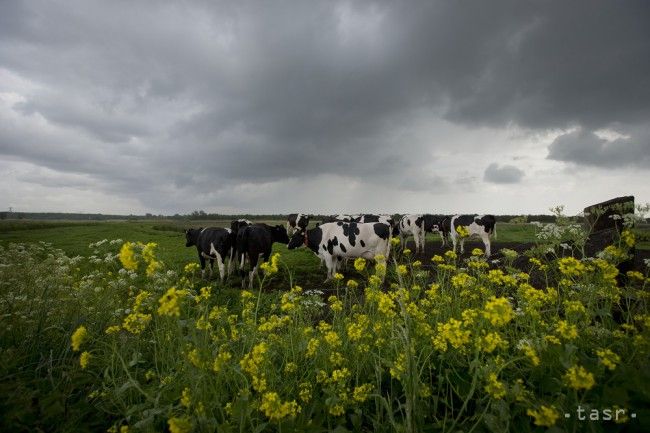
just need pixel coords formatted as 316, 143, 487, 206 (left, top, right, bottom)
185, 227, 233, 283
237, 224, 290, 288
398, 214, 426, 253
287, 221, 391, 281
287, 213, 310, 236
449, 214, 497, 256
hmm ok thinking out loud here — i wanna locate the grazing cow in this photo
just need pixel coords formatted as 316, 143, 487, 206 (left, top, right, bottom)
185, 227, 233, 283
398, 214, 426, 253
287, 221, 392, 281
422, 214, 451, 246
287, 213, 310, 236
237, 224, 290, 288
449, 214, 497, 256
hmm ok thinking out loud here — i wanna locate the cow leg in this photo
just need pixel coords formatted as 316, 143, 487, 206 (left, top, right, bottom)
459, 239, 465, 255
323, 255, 335, 282
248, 253, 263, 289
215, 253, 225, 284
208, 259, 214, 281
482, 234, 491, 257
199, 256, 207, 279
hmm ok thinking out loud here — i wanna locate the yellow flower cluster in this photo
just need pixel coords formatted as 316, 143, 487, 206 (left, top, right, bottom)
212, 350, 232, 373
258, 315, 291, 333
621, 230, 635, 248
240, 342, 269, 392
477, 332, 508, 353
157, 287, 188, 317
141, 242, 161, 276
433, 318, 471, 351
527, 405, 559, 427
482, 297, 514, 327
347, 314, 369, 341
484, 373, 506, 399
184, 262, 200, 274
455, 225, 470, 238
564, 365, 595, 390
328, 295, 343, 312
596, 348, 620, 370
555, 320, 578, 340
260, 253, 280, 275
80, 351, 91, 369
167, 416, 192, 433
71, 325, 88, 351
451, 272, 476, 289
259, 392, 300, 421
354, 257, 366, 271
280, 286, 302, 312
122, 312, 152, 335
119, 242, 138, 271
519, 343, 540, 366
352, 383, 373, 403
558, 257, 586, 277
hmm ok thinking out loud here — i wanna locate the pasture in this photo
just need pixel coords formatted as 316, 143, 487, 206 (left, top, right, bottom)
1, 218, 650, 433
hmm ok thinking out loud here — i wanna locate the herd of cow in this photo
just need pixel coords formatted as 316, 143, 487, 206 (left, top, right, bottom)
185, 213, 497, 287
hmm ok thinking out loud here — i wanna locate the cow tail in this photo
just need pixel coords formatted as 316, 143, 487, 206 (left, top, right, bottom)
493, 222, 497, 239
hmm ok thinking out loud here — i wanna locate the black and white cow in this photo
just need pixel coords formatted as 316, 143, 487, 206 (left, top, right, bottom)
422, 214, 451, 246
230, 219, 253, 265
449, 214, 497, 256
287, 221, 392, 281
185, 227, 233, 283
237, 224, 290, 288
287, 213, 310, 236
398, 214, 426, 253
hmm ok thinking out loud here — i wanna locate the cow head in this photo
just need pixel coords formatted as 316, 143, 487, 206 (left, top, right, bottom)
287, 227, 306, 250
185, 228, 200, 247
271, 225, 290, 244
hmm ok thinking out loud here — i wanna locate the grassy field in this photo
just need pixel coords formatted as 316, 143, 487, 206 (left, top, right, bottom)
1, 218, 649, 432
0, 220, 541, 287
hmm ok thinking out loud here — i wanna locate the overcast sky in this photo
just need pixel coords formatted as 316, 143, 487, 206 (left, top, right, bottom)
1, 1, 649, 215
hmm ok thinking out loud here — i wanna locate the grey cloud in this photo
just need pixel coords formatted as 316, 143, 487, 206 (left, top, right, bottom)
0, 0, 649, 213
547, 128, 650, 169
484, 163, 525, 184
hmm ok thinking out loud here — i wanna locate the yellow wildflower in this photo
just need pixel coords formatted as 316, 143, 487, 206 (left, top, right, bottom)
105, 325, 121, 334
471, 248, 484, 256
168, 416, 192, 433
71, 325, 88, 351
354, 257, 366, 271
79, 351, 91, 369
333, 272, 344, 281
482, 297, 514, 327
484, 373, 506, 399
555, 320, 578, 340
157, 287, 186, 317
353, 384, 373, 403
180, 387, 191, 408
184, 262, 200, 274
118, 242, 138, 271
527, 405, 559, 427
260, 392, 300, 421
596, 348, 620, 370
558, 257, 586, 277
212, 350, 232, 373
122, 312, 152, 335
141, 242, 161, 276
456, 225, 470, 238
564, 365, 595, 390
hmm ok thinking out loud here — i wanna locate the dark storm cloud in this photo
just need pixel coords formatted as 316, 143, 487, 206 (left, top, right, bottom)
547, 127, 650, 169
0, 0, 649, 212
483, 163, 525, 184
